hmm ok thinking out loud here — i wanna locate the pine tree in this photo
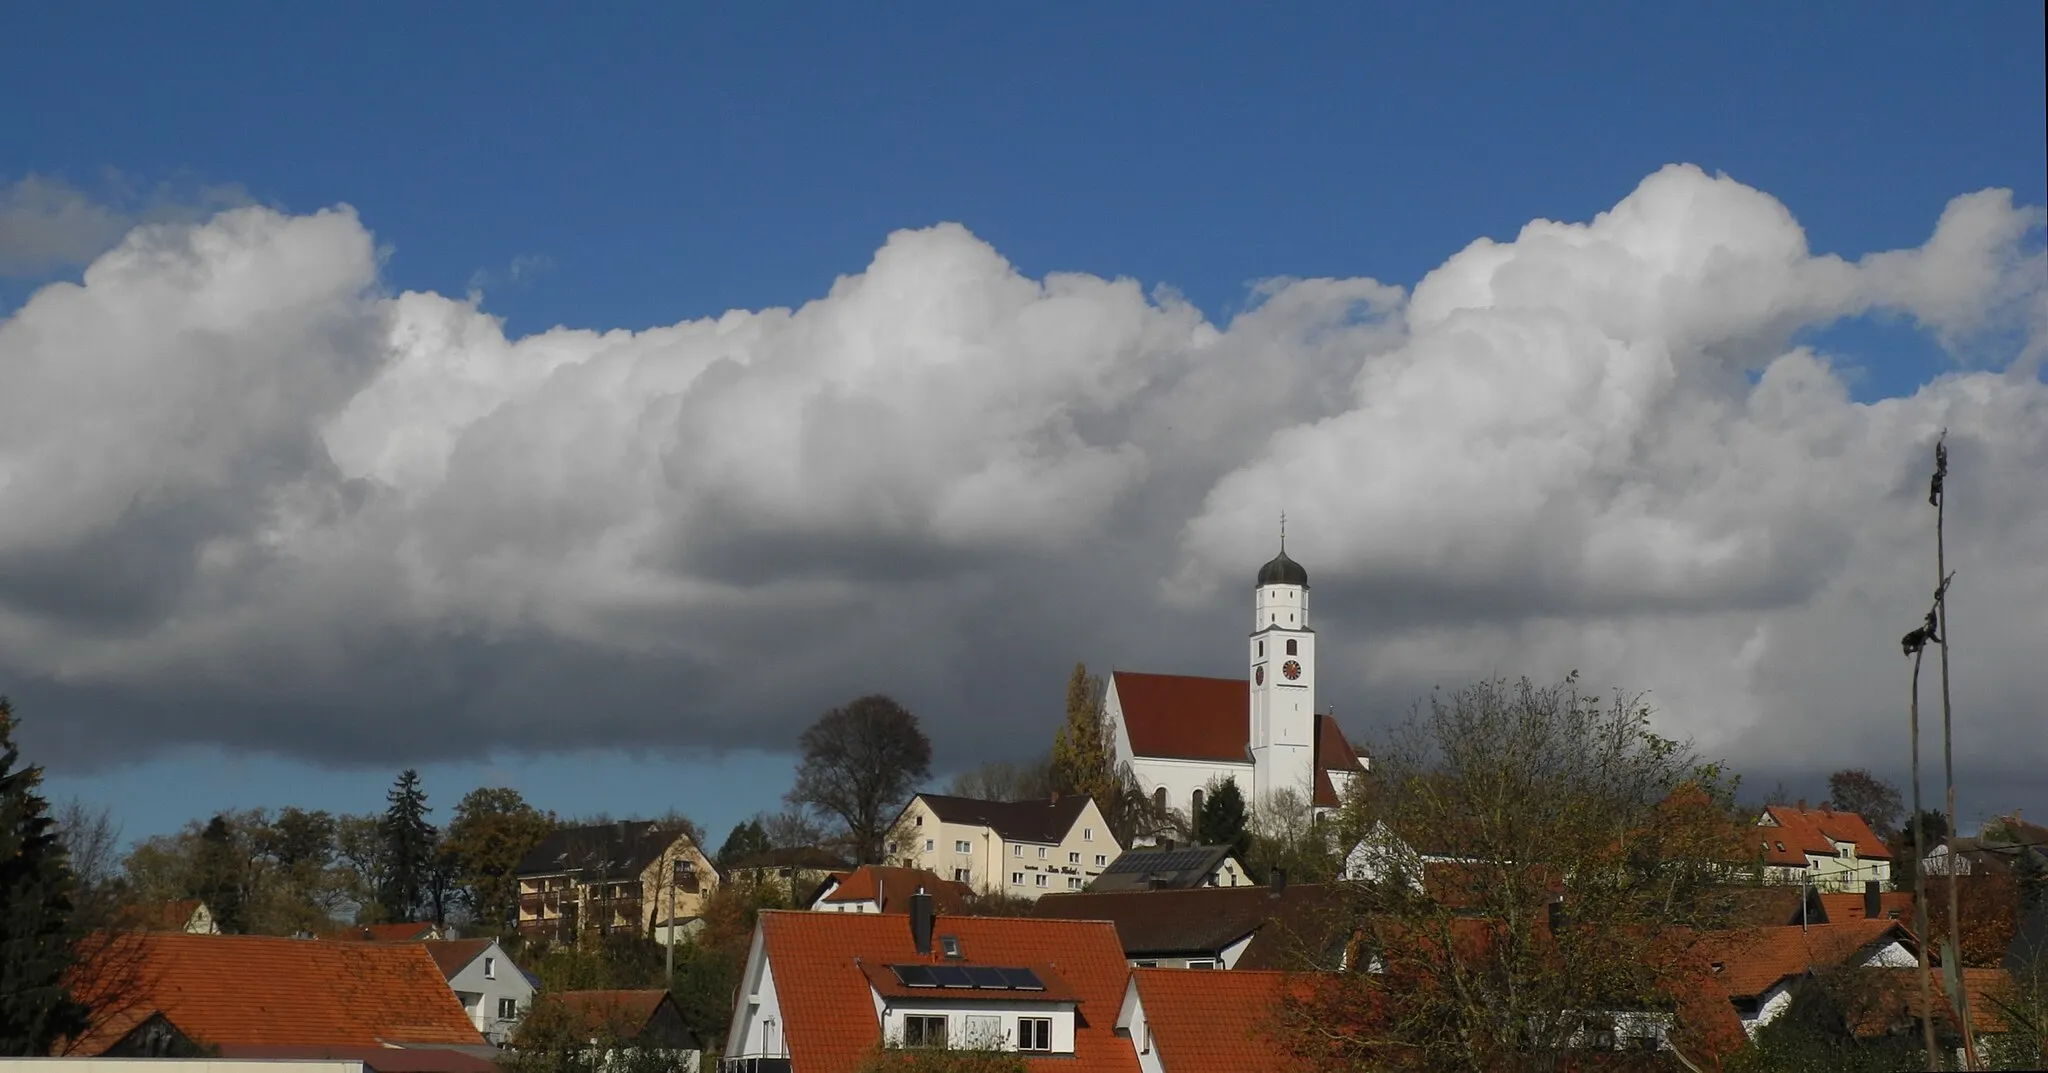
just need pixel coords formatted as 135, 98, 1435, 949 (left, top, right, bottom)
191, 814, 246, 933
1193, 777, 1250, 860
1049, 664, 1115, 815
377, 770, 440, 923
0, 697, 90, 1054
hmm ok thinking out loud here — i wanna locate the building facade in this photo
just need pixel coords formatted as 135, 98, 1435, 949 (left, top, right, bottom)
890, 793, 1118, 900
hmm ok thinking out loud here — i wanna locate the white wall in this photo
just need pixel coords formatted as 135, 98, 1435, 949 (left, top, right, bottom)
896, 796, 1120, 901
444, 940, 534, 1044
724, 929, 788, 1061
879, 999, 1076, 1054
1116, 978, 1164, 1073
1125, 755, 1253, 828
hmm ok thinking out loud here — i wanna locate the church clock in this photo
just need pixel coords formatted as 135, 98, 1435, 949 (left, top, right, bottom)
1254, 665, 1265, 685
1282, 660, 1301, 681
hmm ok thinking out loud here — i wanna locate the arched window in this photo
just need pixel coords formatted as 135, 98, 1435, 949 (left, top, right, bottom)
1154, 787, 1167, 812
1257, 641, 1264, 657
1192, 789, 1205, 816
1286, 639, 1297, 656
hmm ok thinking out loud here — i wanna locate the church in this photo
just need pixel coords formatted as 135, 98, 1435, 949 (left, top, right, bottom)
1102, 542, 1370, 825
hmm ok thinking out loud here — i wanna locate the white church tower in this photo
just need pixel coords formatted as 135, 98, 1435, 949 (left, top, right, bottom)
1247, 531, 1316, 810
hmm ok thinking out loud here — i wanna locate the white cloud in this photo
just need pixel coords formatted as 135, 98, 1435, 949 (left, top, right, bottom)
0, 165, 2042, 790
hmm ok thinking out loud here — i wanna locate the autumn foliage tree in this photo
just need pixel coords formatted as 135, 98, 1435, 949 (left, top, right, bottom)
442, 787, 557, 934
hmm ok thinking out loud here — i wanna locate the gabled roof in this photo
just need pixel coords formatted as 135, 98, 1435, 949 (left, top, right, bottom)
1124, 969, 1300, 1073
516, 820, 697, 880
1756, 805, 1893, 863
1846, 966, 2016, 1039
322, 921, 443, 943
754, 910, 1138, 1072
912, 793, 1094, 844
1817, 891, 1915, 924
1109, 672, 1369, 805
145, 899, 207, 932
1697, 920, 1915, 999
1089, 844, 1238, 893
1030, 883, 1350, 969
810, 865, 974, 914
64, 932, 486, 1054
537, 990, 676, 1039
415, 938, 496, 980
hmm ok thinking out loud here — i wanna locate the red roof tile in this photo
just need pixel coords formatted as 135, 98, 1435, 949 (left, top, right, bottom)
756, 910, 1138, 1073
814, 865, 973, 914
1757, 806, 1893, 864
415, 938, 496, 980
1129, 969, 1299, 1073
1817, 891, 1916, 923
64, 932, 485, 1054
1697, 920, 1912, 999
1112, 673, 1367, 806
1847, 966, 2015, 1038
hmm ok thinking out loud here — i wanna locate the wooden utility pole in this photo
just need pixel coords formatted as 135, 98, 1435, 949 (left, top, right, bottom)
1931, 433, 1979, 1067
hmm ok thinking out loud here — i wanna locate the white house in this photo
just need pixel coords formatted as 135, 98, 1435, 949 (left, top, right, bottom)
419, 938, 536, 1045
1754, 805, 1894, 893
888, 792, 1118, 899
1103, 544, 1369, 827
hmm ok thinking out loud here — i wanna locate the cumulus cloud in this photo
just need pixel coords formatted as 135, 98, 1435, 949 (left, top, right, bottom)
1, 165, 2042, 794
0, 173, 252, 278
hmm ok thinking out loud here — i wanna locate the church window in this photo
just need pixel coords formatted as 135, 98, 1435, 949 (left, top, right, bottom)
1289, 613, 1295, 622
1286, 639, 1297, 656
1257, 641, 1264, 657
1192, 789, 1205, 815
1154, 787, 1167, 811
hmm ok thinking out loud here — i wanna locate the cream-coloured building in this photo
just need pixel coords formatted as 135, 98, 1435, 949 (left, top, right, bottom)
887, 793, 1118, 900
514, 820, 719, 943
1755, 804, 1894, 893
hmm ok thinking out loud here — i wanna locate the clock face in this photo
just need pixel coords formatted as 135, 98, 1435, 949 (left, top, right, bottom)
1282, 660, 1302, 681
1254, 665, 1265, 685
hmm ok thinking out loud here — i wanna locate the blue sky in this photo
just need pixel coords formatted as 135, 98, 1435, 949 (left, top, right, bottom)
8, 4, 2045, 848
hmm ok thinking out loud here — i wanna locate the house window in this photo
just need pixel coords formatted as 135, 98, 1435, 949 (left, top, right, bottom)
1035, 874, 1048, 887
483, 956, 496, 979
1083, 827, 1093, 841
924, 839, 935, 853
1068, 851, 1080, 864
955, 840, 973, 854
496, 998, 518, 1020
1011, 872, 1024, 885
1018, 1017, 1052, 1052
1286, 639, 1297, 655
1037, 847, 1048, 860
1094, 854, 1107, 867
887, 841, 897, 854
1068, 877, 1083, 890
953, 868, 971, 882
1133, 960, 1158, 968
915, 815, 924, 827
904, 1014, 948, 1049
1012, 844, 1023, 857
1186, 959, 1217, 970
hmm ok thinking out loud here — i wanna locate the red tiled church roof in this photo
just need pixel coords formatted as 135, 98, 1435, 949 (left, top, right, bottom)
756, 910, 1138, 1073
64, 932, 484, 1054
1110, 672, 1367, 807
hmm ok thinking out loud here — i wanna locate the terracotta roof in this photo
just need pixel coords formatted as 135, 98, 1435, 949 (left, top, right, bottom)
1697, 920, 1913, 999
1031, 883, 1350, 969
539, 990, 673, 1037
1757, 805, 1893, 863
322, 921, 442, 942
812, 865, 973, 914
146, 899, 206, 932
1127, 968, 1298, 1072
64, 932, 486, 1054
1816, 891, 1916, 923
914, 793, 1094, 844
1846, 966, 2016, 1038
756, 910, 1138, 1073
414, 938, 495, 979
856, 960, 1082, 1003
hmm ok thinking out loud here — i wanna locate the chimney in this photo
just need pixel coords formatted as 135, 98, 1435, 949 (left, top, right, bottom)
1797, 798, 1807, 811
909, 887, 934, 957
1864, 879, 1882, 920
1270, 868, 1288, 897
616, 819, 628, 843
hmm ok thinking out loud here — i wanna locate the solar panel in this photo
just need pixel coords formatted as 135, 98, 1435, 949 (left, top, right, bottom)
929, 965, 974, 988
891, 964, 938, 988
964, 966, 1009, 989
1102, 847, 1215, 875
999, 967, 1046, 991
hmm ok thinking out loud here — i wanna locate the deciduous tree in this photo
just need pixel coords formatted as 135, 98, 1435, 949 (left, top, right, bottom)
787, 695, 932, 865
443, 787, 557, 933
1824, 768, 1904, 838
1049, 665, 1115, 812
0, 697, 90, 1054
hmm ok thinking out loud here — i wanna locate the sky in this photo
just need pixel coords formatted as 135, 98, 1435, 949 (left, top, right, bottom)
3, 5, 2044, 851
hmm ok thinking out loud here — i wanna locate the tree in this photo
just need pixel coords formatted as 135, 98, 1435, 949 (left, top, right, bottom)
1193, 777, 1250, 861
0, 697, 90, 1054
334, 813, 390, 922
1824, 769, 1904, 838
946, 757, 1055, 802
377, 770, 440, 922
760, 809, 830, 851
714, 820, 772, 870
443, 787, 557, 933
1241, 788, 1340, 885
192, 815, 248, 933
1049, 665, 1115, 813
854, 1045, 1028, 1073
1277, 675, 1752, 1073
787, 695, 932, 865
53, 799, 126, 933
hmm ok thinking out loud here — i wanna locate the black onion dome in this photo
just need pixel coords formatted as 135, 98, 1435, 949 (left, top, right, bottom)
1256, 548, 1308, 588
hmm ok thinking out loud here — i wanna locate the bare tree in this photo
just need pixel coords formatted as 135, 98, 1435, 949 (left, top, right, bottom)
787, 695, 932, 865
1822, 769, 1904, 837
53, 799, 125, 931
945, 757, 1055, 802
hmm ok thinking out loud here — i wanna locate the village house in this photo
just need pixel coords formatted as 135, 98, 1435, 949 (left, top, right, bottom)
60, 932, 489, 1060
1101, 544, 1370, 826
521, 990, 705, 1071
888, 792, 1117, 899
515, 819, 719, 944
1116, 968, 1299, 1073
723, 896, 1140, 1070
141, 899, 222, 935
1754, 804, 1893, 892
1698, 919, 1923, 1037
1087, 843, 1251, 893
806, 864, 974, 915
722, 846, 851, 894
415, 938, 536, 1046
1030, 877, 1350, 971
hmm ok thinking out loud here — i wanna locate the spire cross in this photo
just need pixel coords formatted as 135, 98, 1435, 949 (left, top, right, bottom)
1279, 511, 1286, 551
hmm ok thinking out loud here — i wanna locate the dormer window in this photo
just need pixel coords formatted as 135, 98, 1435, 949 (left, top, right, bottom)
1019, 1018, 1052, 1051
